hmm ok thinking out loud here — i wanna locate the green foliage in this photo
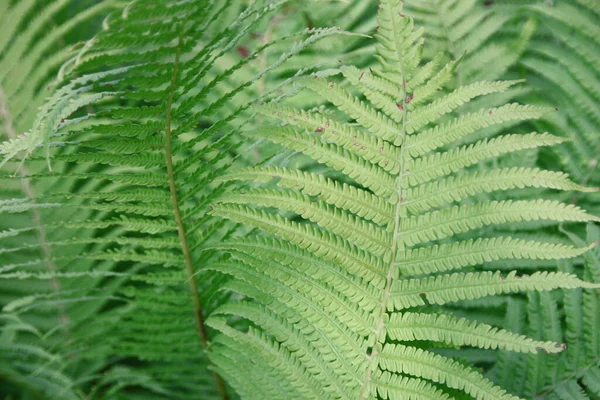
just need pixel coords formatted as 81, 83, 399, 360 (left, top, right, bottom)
207, 1, 599, 399
0, 0, 598, 399
0, 0, 343, 397
491, 224, 600, 399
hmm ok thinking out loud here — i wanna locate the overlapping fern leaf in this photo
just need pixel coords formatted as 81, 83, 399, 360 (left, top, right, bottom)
0, 0, 122, 317
491, 224, 600, 399
0, 0, 343, 398
520, 0, 600, 215
0, 1, 124, 398
208, 1, 600, 398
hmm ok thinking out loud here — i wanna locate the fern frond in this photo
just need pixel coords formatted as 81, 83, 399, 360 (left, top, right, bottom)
209, 317, 328, 399
2, 0, 598, 398
205, 1, 599, 398
216, 166, 395, 225
399, 200, 598, 246
301, 76, 403, 144
210, 236, 381, 312
389, 271, 599, 310
255, 102, 401, 173
211, 203, 386, 284
406, 168, 597, 214
405, 108, 556, 159
213, 301, 356, 398
373, 371, 451, 400
245, 127, 397, 197
379, 344, 520, 400
398, 237, 595, 275
405, 80, 525, 134
0, 0, 349, 397
386, 312, 564, 354
490, 225, 600, 398
219, 188, 392, 257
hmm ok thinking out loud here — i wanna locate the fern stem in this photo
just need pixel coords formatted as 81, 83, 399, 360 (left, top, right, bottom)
358, 114, 409, 398
164, 26, 228, 400
358, 4, 411, 398
0, 87, 69, 327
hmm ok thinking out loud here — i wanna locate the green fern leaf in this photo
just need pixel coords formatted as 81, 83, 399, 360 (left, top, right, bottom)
379, 344, 520, 400
206, 1, 599, 398
389, 271, 600, 310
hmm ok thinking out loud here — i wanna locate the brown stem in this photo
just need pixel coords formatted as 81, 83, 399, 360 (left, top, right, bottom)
163, 26, 228, 400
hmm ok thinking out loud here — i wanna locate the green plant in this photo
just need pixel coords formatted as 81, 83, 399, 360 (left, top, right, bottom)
0, 0, 598, 399
206, 1, 599, 398
0, 0, 351, 398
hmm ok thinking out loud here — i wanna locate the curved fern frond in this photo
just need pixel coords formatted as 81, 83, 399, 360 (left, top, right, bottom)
379, 344, 520, 400
399, 200, 598, 246
0, 0, 346, 397
386, 312, 564, 354
406, 168, 597, 214
398, 237, 595, 276
389, 271, 598, 310
206, 1, 599, 399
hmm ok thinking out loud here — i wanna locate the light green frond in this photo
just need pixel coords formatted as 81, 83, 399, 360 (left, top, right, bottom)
245, 127, 397, 198
375, 0, 424, 79
2, 0, 595, 398
210, 203, 386, 284
208, 318, 324, 399
405, 105, 555, 158
389, 271, 600, 310
399, 200, 598, 246
202, 1, 599, 399
406, 80, 525, 134
372, 371, 451, 400
378, 344, 522, 400
407, 133, 567, 186
397, 237, 595, 275
209, 236, 381, 312
386, 312, 565, 354
213, 302, 358, 398
409, 52, 445, 93
301, 77, 403, 144
406, 168, 597, 214
341, 67, 404, 124
410, 57, 460, 106
341, 65, 401, 103
221, 251, 376, 336
217, 188, 392, 258
215, 166, 394, 225
255, 102, 401, 173
209, 265, 368, 372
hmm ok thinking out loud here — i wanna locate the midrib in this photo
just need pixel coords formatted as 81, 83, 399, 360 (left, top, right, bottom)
163, 26, 228, 400
357, 6, 411, 399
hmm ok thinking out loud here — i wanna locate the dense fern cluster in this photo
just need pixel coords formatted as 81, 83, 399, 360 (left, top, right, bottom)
0, 0, 341, 397
0, 0, 598, 399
